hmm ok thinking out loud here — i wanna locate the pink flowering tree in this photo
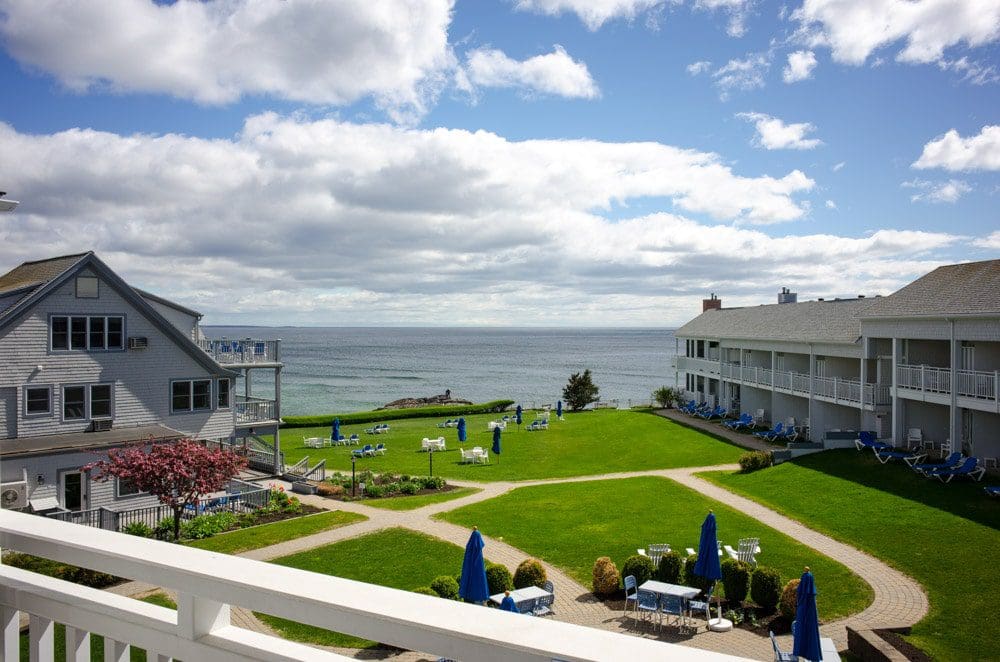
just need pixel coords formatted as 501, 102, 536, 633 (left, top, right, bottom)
84, 439, 247, 541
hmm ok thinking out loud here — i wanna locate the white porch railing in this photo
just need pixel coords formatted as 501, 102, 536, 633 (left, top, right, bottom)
0, 511, 744, 662
235, 395, 277, 424
896, 364, 999, 401
200, 338, 280, 365
722, 363, 890, 406
675, 356, 721, 375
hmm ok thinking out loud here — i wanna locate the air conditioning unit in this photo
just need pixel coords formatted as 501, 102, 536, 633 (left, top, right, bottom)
128, 336, 148, 350
1, 481, 28, 509
91, 418, 113, 432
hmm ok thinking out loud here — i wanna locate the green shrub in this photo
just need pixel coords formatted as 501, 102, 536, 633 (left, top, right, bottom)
123, 521, 154, 538
750, 566, 783, 612
683, 554, 714, 594
739, 450, 773, 473
413, 586, 438, 596
486, 562, 514, 595
363, 484, 385, 498
779, 578, 801, 619
2, 552, 120, 589
153, 519, 174, 540
181, 512, 238, 540
592, 556, 621, 597
513, 558, 547, 589
430, 575, 460, 600
721, 558, 751, 605
399, 481, 420, 495
655, 551, 683, 584
282, 400, 515, 428
419, 475, 445, 490
621, 554, 656, 587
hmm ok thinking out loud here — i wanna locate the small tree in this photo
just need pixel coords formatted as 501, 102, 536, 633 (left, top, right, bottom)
563, 369, 599, 411
84, 439, 247, 541
652, 386, 682, 409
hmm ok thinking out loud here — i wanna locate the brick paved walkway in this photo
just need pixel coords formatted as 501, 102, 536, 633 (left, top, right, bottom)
114, 463, 928, 661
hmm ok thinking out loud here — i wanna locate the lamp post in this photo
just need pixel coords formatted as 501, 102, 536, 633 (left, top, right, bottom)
351, 454, 356, 497
428, 446, 434, 477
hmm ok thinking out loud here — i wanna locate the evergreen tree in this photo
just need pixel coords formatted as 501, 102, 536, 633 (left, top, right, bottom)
562, 369, 599, 411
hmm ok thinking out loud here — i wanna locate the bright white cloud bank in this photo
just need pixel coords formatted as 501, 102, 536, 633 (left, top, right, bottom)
0, 0, 455, 122
738, 113, 823, 150
913, 126, 1000, 171
783, 50, 818, 82
459, 46, 600, 99
794, 0, 1000, 66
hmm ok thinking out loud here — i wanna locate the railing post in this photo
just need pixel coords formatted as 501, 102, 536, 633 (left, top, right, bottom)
2, 606, 18, 661
65, 626, 91, 662
920, 364, 926, 391
177, 593, 231, 642
29, 614, 54, 661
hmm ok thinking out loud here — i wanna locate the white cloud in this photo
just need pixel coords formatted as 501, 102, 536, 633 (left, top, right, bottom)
712, 53, 771, 99
938, 57, 1000, 84
903, 178, 972, 203
693, 0, 754, 37
974, 230, 1000, 250
512, 0, 668, 30
793, 0, 1000, 67
825, 199, 837, 209
832, 161, 846, 171
783, 50, 818, 82
737, 112, 823, 150
912, 126, 1000, 171
459, 45, 600, 99
0, 0, 456, 123
687, 60, 713, 75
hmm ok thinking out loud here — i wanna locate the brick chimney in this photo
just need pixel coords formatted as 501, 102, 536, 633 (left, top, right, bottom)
702, 293, 721, 312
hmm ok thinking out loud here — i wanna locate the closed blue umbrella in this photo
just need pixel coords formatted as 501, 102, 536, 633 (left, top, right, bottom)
492, 426, 502, 461
459, 528, 489, 603
693, 511, 722, 582
457, 417, 467, 442
556, 400, 562, 418
332, 418, 340, 442
515, 405, 522, 427
793, 568, 822, 662
500, 592, 518, 613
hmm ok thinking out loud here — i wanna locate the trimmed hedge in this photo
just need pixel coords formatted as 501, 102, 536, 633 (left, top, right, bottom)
282, 400, 515, 428
750, 566, 783, 612
431, 575, 460, 600
721, 558, 751, 605
486, 562, 514, 595
683, 554, 714, 594
592, 556, 621, 597
513, 558, 547, 589
739, 450, 773, 473
655, 551, 683, 584
621, 554, 656, 588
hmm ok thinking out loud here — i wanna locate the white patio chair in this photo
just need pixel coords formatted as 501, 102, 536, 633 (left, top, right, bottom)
907, 428, 923, 447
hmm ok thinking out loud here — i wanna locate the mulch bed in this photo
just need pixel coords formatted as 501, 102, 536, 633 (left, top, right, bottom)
875, 629, 933, 662
319, 483, 461, 503
243, 504, 322, 526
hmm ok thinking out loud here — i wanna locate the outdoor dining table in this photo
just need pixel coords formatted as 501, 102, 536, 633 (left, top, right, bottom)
637, 580, 701, 628
489, 585, 551, 614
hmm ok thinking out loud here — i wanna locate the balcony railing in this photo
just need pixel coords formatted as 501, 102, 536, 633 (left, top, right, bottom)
200, 338, 280, 365
675, 356, 720, 375
897, 364, 999, 401
0, 511, 740, 662
235, 395, 277, 425
721, 362, 890, 406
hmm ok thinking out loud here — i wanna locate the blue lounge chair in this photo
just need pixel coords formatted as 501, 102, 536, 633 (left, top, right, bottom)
876, 448, 927, 466
724, 413, 753, 430
925, 457, 985, 483
373, 443, 386, 455
680, 400, 697, 414
912, 452, 963, 475
779, 425, 800, 443
351, 448, 365, 459
985, 486, 1000, 498
854, 430, 891, 452
754, 422, 783, 440
348, 433, 360, 445
698, 405, 726, 420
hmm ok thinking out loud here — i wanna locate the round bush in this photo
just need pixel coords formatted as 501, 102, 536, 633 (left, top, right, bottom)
655, 551, 683, 584
513, 558, 547, 589
721, 558, 752, 605
413, 586, 438, 597
592, 556, 621, 597
363, 484, 385, 498
621, 555, 656, 588
739, 450, 774, 473
750, 566, 783, 612
430, 575, 459, 600
123, 522, 153, 538
399, 481, 420, 495
316, 482, 344, 497
486, 563, 514, 595
779, 578, 801, 619
682, 554, 714, 594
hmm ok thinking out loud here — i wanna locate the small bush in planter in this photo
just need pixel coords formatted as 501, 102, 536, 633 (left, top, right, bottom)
750, 566, 783, 612
592, 556, 621, 597
739, 450, 773, 473
682, 554, 714, 594
721, 558, 752, 605
513, 558, 547, 589
621, 555, 656, 587
430, 575, 459, 600
779, 578, 801, 619
486, 562, 514, 595
655, 551, 683, 584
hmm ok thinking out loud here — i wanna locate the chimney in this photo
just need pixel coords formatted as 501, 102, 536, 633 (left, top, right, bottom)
777, 287, 798, 304
702, 293, 722, 312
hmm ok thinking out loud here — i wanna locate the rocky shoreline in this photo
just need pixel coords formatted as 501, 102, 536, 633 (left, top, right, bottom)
378, 391, 472, 410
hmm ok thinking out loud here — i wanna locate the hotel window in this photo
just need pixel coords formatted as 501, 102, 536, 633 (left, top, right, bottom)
24, 386, 52, 416
172, 379, 213, 413
51, 315, 124, 351
62, 384, 114, 421
63, 386, 86, 420
90, 384, 112, 418
217, 378, 231, 409
116, 478, 145, 498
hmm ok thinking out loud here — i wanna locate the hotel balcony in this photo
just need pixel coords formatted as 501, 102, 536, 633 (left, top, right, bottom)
199, 338, 281, 366
896, 363, 999, 410
718, 363, 891, 408
675, 355, 721, 376
0, 510, 741, 662
234, 395, 278, 426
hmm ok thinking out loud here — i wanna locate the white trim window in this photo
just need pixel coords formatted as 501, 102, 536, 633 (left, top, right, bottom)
116, 478, 146, 499
172, 379, 213, 413
62, 383, 114, 421
217, 378, 231, 409
24, 385, 52, 416
51, 315, 124, 351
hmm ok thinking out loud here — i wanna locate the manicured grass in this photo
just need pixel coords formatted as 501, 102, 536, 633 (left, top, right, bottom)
701, 450, 1000, 661
439, 476, 871, 620
281, 409, 742, 481
18, 594, 176, 661
185, 510, 366, 555
363, 486, 481, 511
257, 528, 466, 648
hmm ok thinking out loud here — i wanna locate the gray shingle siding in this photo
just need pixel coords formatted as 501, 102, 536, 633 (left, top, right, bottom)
0, 386, 14, 438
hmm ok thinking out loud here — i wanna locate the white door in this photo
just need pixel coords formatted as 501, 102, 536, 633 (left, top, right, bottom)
815, 358, 826, 378
61, 470, 86, 511
961, 344, 975, 371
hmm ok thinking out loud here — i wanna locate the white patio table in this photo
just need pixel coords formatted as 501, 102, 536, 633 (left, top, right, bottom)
637, 580, 700, 628
489, 585, 551, 613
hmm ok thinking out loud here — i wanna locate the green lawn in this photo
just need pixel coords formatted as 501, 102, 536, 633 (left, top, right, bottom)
186, 510, 366, 555
701, 450, 1000, 661
363, 486, 481, 511
257, 528, 466, 648
439, 476, 871, 620
281, 410, 742, 481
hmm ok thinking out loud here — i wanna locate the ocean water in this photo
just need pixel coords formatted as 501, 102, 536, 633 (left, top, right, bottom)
205, 327, 679, 416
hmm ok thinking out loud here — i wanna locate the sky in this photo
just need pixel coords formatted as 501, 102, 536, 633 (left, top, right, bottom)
0, 0, 997, 327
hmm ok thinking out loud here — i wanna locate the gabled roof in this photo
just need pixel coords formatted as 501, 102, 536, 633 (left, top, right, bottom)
675, 297, 877, 344
0, 252, 234, 377
861, 259, 1000, 318
135, 288, 202, 319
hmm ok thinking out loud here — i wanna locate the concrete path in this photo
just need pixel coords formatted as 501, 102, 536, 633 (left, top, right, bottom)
114, 462, 928, 661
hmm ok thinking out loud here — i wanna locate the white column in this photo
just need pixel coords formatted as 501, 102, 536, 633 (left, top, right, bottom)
892, 337, 903, 443
274, 362, 283, 475
29, 614, 54, 662
808, 350, 816, 441
66, 626, 91, 662
949, 320, 960, 450
859, 337, 868, 410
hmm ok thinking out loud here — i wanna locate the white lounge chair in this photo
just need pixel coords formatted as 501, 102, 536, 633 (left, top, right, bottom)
724, 537, 760, 566
304, 437, 325, 449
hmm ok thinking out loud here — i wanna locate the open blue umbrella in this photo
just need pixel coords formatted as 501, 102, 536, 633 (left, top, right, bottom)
457, 417, 467, 442
793, 568, 822, 662
500, 592, 518, 613
492, 426, 502, 462
331, 418, 340, 442
458, 528, 489, 603
556, 400, 562, 418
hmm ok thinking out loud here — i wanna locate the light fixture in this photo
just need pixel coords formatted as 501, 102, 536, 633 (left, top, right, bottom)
36, 474, 45, 485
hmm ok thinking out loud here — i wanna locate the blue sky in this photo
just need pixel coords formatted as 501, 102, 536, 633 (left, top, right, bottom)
0, 0, 997, 326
